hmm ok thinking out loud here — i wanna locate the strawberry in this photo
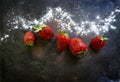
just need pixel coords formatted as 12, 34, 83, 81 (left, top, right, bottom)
90, 34, 109, 50
56, 30, 71, 51
24, 31, 35, 46
33, 24, 54, 40
69, 37, 87, 57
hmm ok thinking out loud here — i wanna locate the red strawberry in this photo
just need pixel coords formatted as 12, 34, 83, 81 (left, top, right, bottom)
24, 31, 35, 46
33, 24, 54, 40
90, 34, 109, 50
69, 37, 87, 57
56, 30, 71, 51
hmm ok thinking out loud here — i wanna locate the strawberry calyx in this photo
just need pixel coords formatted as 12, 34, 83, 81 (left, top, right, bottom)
100, 34, 109, 41
77, 50, 87, 58
33, 24, 46, 32
58, 30, 68, 36
77, 50, 87, 55
25, 41, 34, 46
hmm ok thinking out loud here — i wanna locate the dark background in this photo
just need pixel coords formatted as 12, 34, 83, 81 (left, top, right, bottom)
0, 0, 120, 82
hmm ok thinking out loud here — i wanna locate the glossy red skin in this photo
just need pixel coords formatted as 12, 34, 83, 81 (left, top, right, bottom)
24, 31, 35, 43
90, 36, 106, 50
38, 25, 54, 40
56, 33, 71, 51
69, 37, 87, 56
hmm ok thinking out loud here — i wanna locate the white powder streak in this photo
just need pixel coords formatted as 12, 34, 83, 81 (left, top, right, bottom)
0, 35, 9, 41
7, 7, 120, 36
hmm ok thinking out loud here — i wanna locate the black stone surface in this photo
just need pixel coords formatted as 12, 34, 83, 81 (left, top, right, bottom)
0, 0, 120, 82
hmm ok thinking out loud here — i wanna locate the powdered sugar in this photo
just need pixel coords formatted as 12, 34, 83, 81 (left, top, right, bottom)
7, 7, 120, 36
0, 35, 9, 41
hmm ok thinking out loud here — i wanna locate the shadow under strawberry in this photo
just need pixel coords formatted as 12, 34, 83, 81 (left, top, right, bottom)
34, 33, 51, 47
88, 45, 100, 54
36, 38, 50, 47
64, 47, 81, 63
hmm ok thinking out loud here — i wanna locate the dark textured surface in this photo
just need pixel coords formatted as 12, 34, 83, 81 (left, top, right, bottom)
0, 0, 120, 82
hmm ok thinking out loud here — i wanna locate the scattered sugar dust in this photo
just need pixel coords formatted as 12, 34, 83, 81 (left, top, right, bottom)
0, 34, 9, 41
1, 7, 120, 41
